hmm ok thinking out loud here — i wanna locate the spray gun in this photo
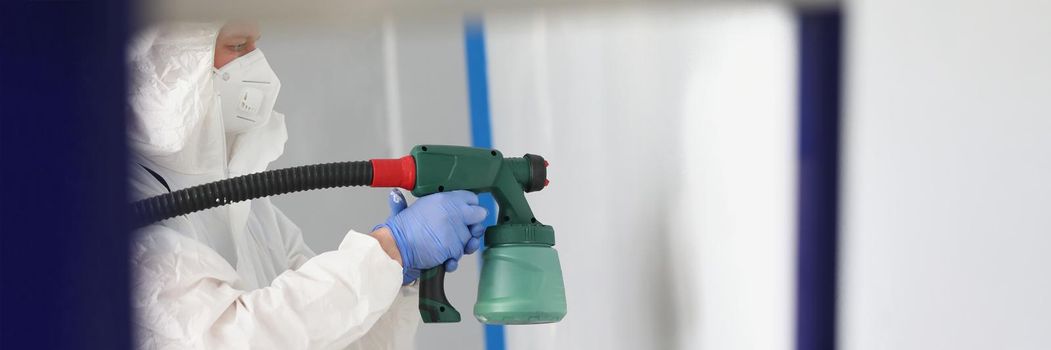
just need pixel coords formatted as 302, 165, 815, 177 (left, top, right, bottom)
132, 145, 567, 325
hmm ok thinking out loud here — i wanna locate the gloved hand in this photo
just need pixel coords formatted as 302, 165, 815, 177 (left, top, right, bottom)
381, 189, 488, 284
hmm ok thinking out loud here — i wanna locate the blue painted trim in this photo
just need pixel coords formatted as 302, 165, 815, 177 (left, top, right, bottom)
463, 16, 507, 350
465, 18, 493, 150
796, 9, 842, 350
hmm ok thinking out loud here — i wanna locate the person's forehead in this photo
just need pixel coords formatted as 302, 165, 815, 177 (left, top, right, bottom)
220, 22, 261, 40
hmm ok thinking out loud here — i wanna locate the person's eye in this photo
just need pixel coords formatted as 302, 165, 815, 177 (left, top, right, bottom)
228, 43, 247, 52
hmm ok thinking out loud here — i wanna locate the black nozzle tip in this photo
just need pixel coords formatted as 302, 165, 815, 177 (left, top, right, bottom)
524, 154, 547, 193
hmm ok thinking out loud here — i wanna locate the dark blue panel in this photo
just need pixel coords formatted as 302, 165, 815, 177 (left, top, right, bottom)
796, 9, 842, 350
1, 1, 131, 349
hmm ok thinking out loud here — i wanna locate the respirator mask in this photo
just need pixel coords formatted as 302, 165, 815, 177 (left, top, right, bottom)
213, 49, 282, 134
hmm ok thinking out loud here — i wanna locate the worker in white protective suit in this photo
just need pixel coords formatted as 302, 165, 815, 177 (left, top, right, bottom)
127, 22, 488, 349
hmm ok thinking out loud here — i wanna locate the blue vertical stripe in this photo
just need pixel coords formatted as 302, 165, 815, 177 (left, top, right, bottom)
796, 9, 842, 350
463, 16, 507, 350
465, 18, 493, 150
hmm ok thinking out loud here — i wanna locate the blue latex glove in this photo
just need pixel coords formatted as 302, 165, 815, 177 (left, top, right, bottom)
382, 189, 487, 284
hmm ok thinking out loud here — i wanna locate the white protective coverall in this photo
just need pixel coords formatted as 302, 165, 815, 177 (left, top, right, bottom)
127, 23, 419, 349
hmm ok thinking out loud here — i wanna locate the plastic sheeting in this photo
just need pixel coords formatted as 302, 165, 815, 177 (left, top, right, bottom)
485, 4, 797, 349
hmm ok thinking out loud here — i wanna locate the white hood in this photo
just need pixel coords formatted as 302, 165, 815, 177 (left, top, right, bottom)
127, 22, 287, 178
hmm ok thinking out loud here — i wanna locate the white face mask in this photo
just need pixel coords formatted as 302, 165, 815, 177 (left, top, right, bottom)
213, 49, 282, 134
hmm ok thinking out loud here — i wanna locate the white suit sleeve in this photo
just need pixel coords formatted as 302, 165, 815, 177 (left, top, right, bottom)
269, 205, 422, 349
132, 225, 403, 349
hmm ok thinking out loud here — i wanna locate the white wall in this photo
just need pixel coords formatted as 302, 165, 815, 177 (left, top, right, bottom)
842, 0, 1051, 349
672, 7, 797, 350
485, 4, 797, 349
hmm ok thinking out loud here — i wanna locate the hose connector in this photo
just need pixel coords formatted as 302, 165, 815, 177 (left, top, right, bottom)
369, 156, 416, 190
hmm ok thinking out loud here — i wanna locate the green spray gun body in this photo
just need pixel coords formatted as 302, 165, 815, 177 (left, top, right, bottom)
403, 145, 567, 324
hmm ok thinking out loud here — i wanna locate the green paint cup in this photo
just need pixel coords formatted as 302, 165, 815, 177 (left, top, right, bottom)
474, 242, 567, 325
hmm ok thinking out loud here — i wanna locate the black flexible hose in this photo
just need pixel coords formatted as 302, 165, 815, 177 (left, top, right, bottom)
131, 161, 373, 228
